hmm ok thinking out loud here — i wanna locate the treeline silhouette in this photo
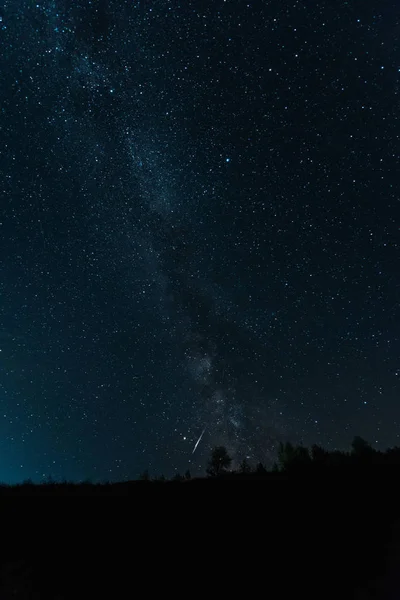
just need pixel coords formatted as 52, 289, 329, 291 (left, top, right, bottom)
139, 436, 400, 482
2, 437, 400, 599
1, 436, 400, 492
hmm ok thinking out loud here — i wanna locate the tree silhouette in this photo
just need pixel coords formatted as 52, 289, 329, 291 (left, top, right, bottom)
311, 444, 328, 463
239, 458, 252, 474
206, 446, 232, 477
278, 442, 311, 470
255, 462, 268, 476
277, 441, 295, 469
139, 470, 150, 482
385, 446, 400, 465
351, 436, 375, 457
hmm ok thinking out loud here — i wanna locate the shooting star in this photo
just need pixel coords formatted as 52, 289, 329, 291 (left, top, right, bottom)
192, 427, 207, 455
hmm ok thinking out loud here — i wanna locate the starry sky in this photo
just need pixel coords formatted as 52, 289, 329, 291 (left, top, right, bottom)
0, 0, 399, 482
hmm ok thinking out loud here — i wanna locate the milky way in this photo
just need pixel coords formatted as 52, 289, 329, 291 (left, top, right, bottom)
0, 0, 399, 481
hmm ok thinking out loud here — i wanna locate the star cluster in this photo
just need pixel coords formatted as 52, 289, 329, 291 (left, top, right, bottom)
0, 0, 399, 481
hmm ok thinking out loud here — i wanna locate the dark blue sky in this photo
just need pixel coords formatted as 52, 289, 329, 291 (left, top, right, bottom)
0, 0, 399, 482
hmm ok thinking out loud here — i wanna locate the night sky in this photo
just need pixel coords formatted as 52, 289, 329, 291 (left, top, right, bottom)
0, 0, 399, 482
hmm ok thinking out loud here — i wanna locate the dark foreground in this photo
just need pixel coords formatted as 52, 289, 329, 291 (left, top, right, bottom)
1, 470, 400, 599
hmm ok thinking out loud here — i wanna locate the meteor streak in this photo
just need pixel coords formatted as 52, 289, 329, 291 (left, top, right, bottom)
192, 427, 206, 454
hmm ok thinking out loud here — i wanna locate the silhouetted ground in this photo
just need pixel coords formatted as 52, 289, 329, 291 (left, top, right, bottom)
1, 469, 400, 599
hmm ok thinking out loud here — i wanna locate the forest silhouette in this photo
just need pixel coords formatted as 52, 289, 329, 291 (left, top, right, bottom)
2, 436, 400, 599
1, 435, 400, 490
